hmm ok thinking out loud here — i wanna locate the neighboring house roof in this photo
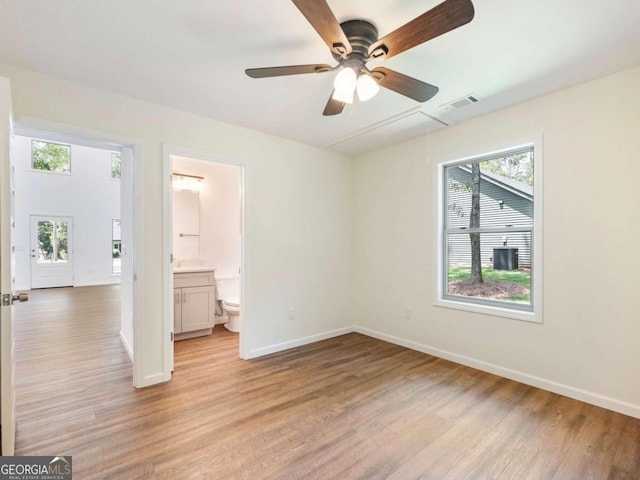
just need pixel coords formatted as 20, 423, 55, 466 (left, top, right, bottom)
457, 166, 533, 201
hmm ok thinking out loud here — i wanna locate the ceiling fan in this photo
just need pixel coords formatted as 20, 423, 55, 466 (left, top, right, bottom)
245, 0, 475, 116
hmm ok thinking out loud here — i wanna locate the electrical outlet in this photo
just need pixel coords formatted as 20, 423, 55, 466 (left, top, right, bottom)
288, 307, 295, 320
403, 308, 412, 320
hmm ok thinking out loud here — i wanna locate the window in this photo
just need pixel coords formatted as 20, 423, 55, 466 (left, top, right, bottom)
439, 144, 541, 321
31, 140, 71, 173
112, 219, 121, 274
36, 219, 69, 263
111, 151, 121, 179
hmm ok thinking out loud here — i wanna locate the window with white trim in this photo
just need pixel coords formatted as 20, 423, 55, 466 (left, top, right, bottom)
31, 139, 71, 173
440, 145, 540, 318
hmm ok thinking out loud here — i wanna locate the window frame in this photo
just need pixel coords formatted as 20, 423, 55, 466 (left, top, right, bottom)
435, 139, 543, 324
30, 139, 72, 174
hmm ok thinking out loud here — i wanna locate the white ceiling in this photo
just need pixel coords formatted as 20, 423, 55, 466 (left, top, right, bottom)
1, 0, 639, 156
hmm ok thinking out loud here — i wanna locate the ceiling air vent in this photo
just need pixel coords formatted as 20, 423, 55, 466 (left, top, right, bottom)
440, 94, 479, 111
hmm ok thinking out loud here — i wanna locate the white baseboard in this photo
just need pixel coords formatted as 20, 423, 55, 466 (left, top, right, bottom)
74, 280, 120, 287
16, 281, 119, 289
247, 326, 354, 359
354, 326, 640, 419
139, 372, 167, 388
119, 330, 133, 361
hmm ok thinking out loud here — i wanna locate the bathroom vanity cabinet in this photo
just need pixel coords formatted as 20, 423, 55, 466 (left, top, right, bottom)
173, 269, 216, 340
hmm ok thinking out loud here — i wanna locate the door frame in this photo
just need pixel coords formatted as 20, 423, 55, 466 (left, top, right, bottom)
162, 143, 248, 379
14, 116, 146, 388
29, 214, 74, 289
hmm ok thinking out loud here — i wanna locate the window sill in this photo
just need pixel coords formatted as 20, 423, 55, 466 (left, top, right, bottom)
28, 168, 72, 176
434, 297, 542, 324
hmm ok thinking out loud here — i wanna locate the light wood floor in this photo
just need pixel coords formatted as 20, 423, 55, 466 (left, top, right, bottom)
14, 286, 640, 479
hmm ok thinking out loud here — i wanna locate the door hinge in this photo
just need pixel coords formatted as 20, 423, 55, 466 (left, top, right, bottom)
171, 332, 174, 342
170, 253, 173, 263
2, 294, 10, 306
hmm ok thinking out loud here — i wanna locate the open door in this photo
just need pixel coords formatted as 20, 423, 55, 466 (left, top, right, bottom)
0, 76, 28, 455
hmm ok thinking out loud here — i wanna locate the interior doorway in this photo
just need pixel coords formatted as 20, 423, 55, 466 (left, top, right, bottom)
12, 124, 142, 386
162, 145, 246, 376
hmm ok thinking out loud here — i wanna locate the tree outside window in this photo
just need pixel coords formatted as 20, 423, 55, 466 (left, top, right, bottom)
36, 220, 68, 263
32, 140, 71, 173
111, 152, 121, 179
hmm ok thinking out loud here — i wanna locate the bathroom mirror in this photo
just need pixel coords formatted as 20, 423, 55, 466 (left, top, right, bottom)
173, 190, 200, 260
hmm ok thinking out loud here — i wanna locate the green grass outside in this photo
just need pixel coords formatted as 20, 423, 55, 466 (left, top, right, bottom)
448, 266, 531, 302
448, 266, 531, 285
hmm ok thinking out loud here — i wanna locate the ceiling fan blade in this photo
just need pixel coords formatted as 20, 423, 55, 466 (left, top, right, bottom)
292, 0, 352, 57
323, 91, 345, 116
371, 67, 439, 102
368, 0, 474, 60
246, 64, 333, 78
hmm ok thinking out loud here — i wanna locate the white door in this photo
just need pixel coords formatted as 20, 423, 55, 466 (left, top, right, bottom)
1, 76, 27, 455
30, 215, 73, 289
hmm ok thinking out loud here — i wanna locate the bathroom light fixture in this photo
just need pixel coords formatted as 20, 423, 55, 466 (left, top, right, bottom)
172, 172, 204, 192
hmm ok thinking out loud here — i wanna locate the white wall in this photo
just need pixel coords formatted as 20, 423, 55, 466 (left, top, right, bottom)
172, 156, 241, 278
13, 135, 121, 290
352, 66, 640, 416
0, 63, 353, 385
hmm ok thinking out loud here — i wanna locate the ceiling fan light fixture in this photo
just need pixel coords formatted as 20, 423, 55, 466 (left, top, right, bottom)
332, 87, 354, 104
333, 67, 357, 103
356, 74, 380, 102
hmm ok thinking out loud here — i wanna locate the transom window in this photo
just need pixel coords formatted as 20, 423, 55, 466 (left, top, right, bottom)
439, 144, 541, 320
111, 151, 121, 179
31, 140, 71, 173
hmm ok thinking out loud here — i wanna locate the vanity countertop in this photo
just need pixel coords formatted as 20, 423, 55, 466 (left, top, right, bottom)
173, 266, 216, 274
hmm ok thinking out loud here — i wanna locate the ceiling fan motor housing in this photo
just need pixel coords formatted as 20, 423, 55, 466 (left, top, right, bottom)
332, 20, 378, 71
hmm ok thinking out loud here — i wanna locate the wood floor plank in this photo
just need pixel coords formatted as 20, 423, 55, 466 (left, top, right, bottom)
13, 286, 640, 479
495, 395, 587, 479
551, 407, 632, 480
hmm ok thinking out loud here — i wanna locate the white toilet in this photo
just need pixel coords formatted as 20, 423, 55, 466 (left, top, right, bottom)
222, 297, 240, 332
215, 276, 240, 333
